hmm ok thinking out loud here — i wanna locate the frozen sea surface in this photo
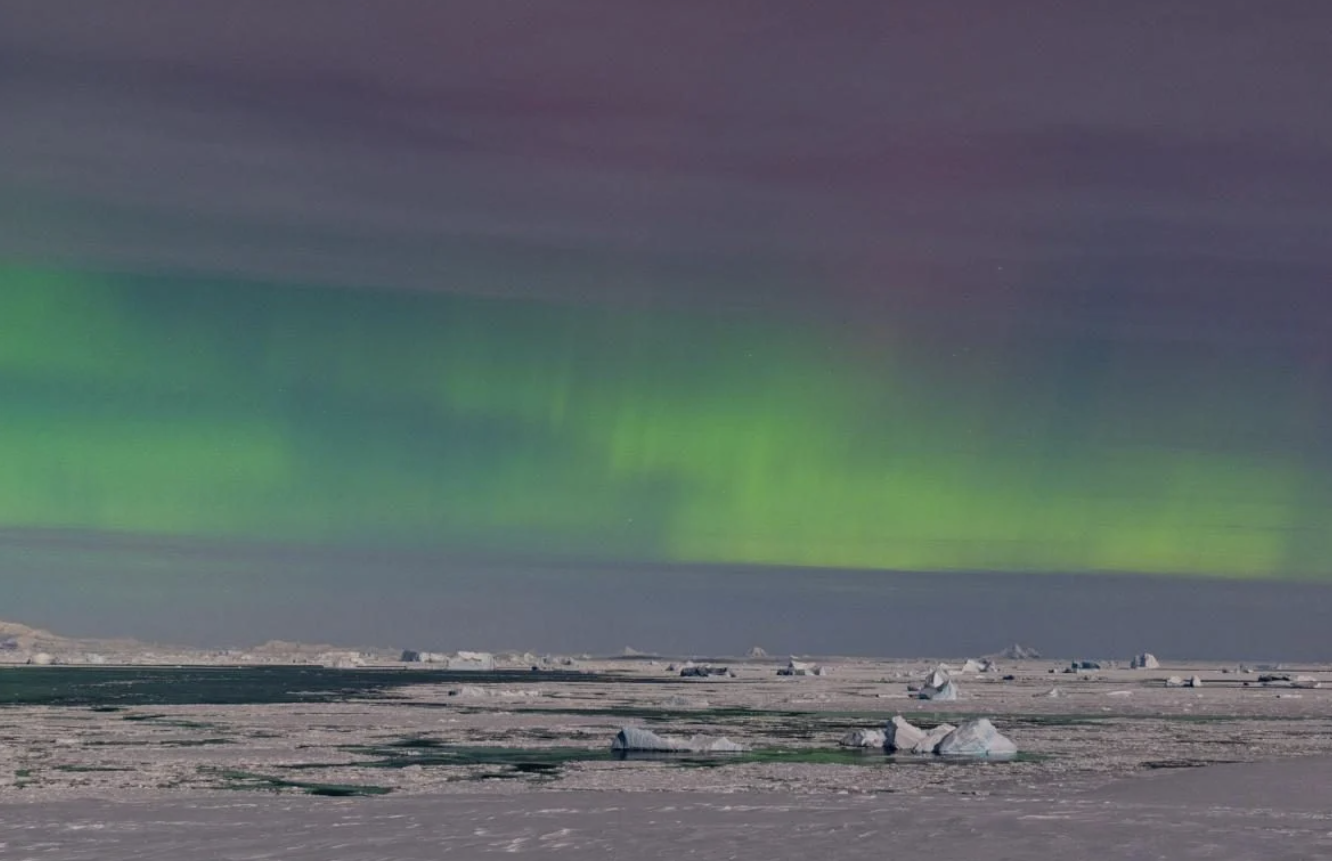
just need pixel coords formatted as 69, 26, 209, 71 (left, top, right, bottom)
7, 658, 1332, 857
5, 758, 1332, 860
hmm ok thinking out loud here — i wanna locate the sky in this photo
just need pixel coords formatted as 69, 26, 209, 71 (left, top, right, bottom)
2, 2, 1331, 656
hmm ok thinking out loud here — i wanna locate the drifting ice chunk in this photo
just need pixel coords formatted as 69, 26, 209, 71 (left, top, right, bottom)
936, 718, 1018, 758
611, 727, 693, 752
916, 682, 959, 703
1130, 653, 1160, 669
884, 715, 926, 752
611, 727, 746, 753
777, 658, 823, 676
316, 651, 364, 669
839, 728, 887, 748
681, 665, 733, 678
449, 651, 495, 671
923, 667, 951, 688
911, 723, 958, 754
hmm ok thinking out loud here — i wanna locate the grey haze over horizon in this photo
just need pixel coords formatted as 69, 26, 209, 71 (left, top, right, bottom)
5, 530, 1332, 662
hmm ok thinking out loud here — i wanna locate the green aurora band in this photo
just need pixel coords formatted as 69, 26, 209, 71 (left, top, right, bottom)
2, 263, 1328, 579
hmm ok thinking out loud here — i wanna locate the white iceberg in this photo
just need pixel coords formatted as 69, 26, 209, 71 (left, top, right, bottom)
884, 715, 926, 752
911, 723, 958, 755
936, 718, 1018, 758
1130, 652, 1160, 669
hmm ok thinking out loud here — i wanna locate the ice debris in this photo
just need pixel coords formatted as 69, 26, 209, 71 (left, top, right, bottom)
917, 667, 958, 700
885, 715, 926, 752
611, 727, 746, 753
777, 658, 826, 676
399, 650, 495, 670
1167, 675, 1203, 688
913, 723, 958, 754
883, 715, 1011, 756
680, 665, 733, 678
936, 718, 1018, 758
839, 728, 887, 748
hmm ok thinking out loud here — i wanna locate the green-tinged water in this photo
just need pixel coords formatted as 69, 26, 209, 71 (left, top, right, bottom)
0, 665, 595, 707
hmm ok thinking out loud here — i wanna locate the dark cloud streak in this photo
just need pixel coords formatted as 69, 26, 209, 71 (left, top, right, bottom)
3, 1, 1331, 341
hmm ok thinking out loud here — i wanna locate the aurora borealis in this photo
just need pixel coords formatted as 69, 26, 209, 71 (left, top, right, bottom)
4, 3, 1332, 653
3, 262, 1328, 580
